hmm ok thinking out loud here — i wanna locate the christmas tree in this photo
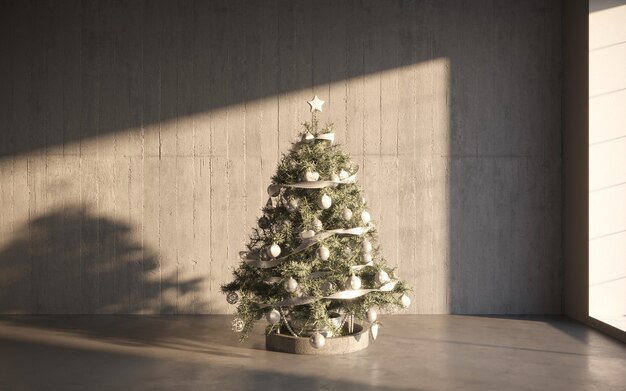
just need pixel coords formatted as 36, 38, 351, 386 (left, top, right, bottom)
222, 96, 411, 351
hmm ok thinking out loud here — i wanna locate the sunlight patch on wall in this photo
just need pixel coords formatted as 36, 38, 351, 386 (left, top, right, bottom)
0, 57, 450, 314
589, 0, 626, 332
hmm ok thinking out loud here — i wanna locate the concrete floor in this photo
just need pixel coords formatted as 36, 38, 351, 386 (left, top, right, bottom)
0, 315, 624, 390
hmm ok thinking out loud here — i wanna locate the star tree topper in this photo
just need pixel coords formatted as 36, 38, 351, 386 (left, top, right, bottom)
307, 95, 325, 112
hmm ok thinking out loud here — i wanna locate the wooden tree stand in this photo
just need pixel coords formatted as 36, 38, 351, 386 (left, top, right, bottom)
266, 323, 369, 355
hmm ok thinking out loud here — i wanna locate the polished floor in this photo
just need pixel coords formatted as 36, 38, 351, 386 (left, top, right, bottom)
0, 315, 624, 390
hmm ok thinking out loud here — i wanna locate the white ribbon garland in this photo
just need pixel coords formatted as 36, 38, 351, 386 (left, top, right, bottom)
350, 261, 374, 271
311, 132, 335, 143
267, 172, 357, 197
296, 131, 335, 147
241, 226, 372, 269
257, 280, 399, 308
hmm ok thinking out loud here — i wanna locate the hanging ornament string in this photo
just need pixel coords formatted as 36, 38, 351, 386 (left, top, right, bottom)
256, 280, 399, 309
279, 307, 305, 337
241, 226, 372, 269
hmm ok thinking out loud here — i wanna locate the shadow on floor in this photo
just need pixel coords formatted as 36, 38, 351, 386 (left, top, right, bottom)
0, 314, 262, 357
0, 333, 420, 391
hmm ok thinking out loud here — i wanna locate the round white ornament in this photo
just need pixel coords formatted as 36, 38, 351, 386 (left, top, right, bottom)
317, 246, 330, 261
343, 247, 353, 257
267, 185, 280, 197
346, 274, 362, 290
303, 171, 320, 182
339, 169, 349, 180
400, 294, 411, 308
361, 210, 371, 224
309, 332, 326, 349
366, 308, 378, 323
375, 270, 390, 285
342, 208, 353, 221
362, 240, 372, 253
266, 309, 281, 325
300, 230, 316, 239
287, 198, 299, 212
258, 216, 270, 229
370, 323, 379, 340
312, 219, 323, 231
318, 194, 332, 210
268, 243, 281, 258
226, 292, 239, 305
285, 277, 299, 293
362, 253, 373, 264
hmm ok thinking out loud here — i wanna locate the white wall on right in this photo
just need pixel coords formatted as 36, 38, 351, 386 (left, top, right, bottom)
589, 0, 626, 332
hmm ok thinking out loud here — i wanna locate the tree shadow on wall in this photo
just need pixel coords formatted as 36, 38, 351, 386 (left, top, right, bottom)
0, 205, 225, 352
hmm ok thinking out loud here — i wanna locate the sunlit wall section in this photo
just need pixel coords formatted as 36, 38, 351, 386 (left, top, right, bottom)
589, 0, 626, 331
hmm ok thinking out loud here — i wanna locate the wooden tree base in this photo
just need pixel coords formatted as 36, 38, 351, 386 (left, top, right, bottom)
266, 324, 369, 355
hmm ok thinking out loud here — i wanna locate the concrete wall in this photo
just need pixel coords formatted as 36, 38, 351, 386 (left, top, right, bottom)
562, 0, 590, 324
0, 0, 562, 315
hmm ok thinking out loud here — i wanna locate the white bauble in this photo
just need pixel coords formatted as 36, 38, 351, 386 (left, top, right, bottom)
400, 294, 411, 308
258, 216, 270, 229
318, 194, 332, 209
346, 274, 362, 290
343, 247, 353, 257
375, 270, 390, 285
342, 208, 353, 221
312, 219, 323, 231
321, 282, 334, 294
361, 210, 371, 224
266, 309, 281, 325
370, 323, 379, 340
268, 243, 282, 258
339, 169, 350, 180
362, 253, 373, 264
287, 198, 299, 212
366, 308, 378, 323
267, 185, 280, 197
285, 277, 299, 293
330, 173, 340, 182
303, 171, 320, 182
309, 332, 326, 349
300, 230, 316, 239
317, 246, 330, 261
361, 240, 372, 253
